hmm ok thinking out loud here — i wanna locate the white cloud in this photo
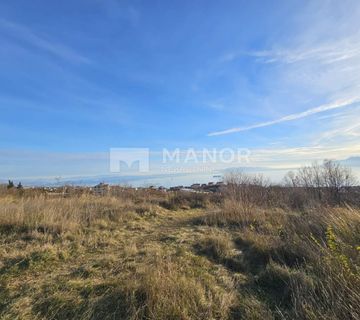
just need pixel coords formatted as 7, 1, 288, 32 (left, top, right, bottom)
208, 97, 360, 136
0, 19, 90, 64
250, 39, 360, 65
313, 106, 360, 144
211, 1, 360, 147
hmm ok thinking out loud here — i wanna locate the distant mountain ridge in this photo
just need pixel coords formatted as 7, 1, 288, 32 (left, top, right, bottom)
340, 156, 360, 167
2, 156, 359, 187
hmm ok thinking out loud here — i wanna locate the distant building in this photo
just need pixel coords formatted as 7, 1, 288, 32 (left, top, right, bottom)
169, 186, 183, 191
180, 188, 197, 192
93, 183, 110, 196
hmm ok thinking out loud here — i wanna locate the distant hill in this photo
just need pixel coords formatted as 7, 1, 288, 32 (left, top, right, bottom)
341, 156, 360, 167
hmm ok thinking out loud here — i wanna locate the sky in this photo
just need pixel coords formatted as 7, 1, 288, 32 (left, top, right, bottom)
1, 0, 360, 185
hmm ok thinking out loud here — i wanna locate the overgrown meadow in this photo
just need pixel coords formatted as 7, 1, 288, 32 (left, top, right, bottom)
0, 162, 359, 319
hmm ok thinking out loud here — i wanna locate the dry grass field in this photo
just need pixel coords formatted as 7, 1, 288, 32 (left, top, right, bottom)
0, 184, 359, 319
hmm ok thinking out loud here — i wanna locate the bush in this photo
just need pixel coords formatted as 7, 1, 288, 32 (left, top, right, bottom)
160, 191, 210, 210
196, 231, 234, 261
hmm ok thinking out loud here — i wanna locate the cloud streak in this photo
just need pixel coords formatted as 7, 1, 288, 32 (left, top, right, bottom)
0, 18, 90, 64
249, 41, 360, 65
208, 97, 360, 136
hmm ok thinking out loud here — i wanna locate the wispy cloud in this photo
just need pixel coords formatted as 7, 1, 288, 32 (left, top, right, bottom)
98, 0, 140, 26
0, 18, 90, 64
249, 39, 360, 65
313, 106, 360, 144
208, 97, 360, 136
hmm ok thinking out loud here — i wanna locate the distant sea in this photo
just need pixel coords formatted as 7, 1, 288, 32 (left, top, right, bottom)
2, 161, 359, 188
1, 169, 291, 188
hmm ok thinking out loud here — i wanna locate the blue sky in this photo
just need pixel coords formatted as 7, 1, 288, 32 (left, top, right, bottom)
1, 0, 360, 182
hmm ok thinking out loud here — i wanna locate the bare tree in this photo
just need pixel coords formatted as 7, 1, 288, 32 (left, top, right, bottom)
284, 160, 357, 204
322, 160, 357, 203
283, 171, 298, 188
224, 172, 270, 214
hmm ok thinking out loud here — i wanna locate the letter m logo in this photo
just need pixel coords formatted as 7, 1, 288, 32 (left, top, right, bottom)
110, 148, 149, 173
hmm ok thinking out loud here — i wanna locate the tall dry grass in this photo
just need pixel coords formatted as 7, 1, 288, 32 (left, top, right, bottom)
200, 190, 360, 319
0, 181, 359, 319
0, 194, 136, 234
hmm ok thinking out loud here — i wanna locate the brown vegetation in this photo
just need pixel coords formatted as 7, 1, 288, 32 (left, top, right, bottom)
0, 162, 359, 319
